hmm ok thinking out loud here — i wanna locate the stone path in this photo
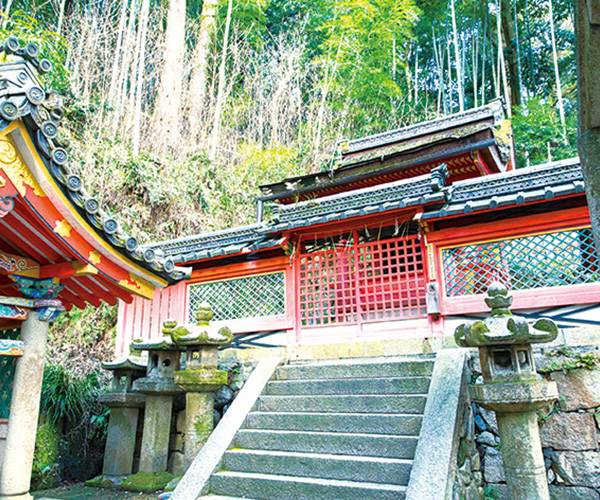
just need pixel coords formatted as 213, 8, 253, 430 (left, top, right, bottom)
33, 484, 158, 500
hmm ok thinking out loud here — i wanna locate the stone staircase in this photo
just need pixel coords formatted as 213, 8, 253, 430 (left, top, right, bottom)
199, 356, 435, 500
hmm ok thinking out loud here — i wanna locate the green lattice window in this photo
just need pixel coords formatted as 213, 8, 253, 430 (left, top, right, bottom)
188, 272, 286, 322
443, 228, 599, 297
0, 329, 19, 419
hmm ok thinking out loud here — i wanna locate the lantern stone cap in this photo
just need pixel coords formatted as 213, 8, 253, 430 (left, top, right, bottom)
164, 303, 233, 348
102, 356, 147, 371
130, 333, 179, 352
455, 282, 558, 348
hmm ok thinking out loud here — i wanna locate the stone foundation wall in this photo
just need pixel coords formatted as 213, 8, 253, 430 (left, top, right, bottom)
471, 346, 600, 500
452, 395, 485, 500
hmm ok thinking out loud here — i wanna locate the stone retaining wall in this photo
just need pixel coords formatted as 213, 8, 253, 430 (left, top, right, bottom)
452, 397, 484, 500
471, 346, 600, 500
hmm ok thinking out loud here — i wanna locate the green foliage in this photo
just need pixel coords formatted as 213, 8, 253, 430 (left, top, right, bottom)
537, 397, 565, 424
512, 98, 577, 168
120, 472, 175, 493
318, 0, 420, 132
40, 363, 108, 429
483, 486, 501, 500
31, 418, 60, 491
38, 362, 110, 482
0, 12, 69, 92
546, 346, 600, 374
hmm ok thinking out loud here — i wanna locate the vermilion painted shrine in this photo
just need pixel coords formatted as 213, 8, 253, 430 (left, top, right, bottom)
1, 38, 600, 499
118, 100, 599, 353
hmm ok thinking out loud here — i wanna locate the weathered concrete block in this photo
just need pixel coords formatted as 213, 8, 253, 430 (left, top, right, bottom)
552, 450, 600, 486
478, 407, 498, 434
486, 483, 508, 500
169, 433, 183, 452
103, 407, 140, 476
176, 410, 186, 433
168, 451, 185, 477
476, 431, 496, 447
549, 485, 600, 500
550, 369, 600, 411
540, 412, 597, 450
483, 447, 505, 483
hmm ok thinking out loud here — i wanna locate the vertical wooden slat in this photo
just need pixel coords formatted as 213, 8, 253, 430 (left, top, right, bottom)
132, 296, 143, 340
160, 286, 171, 327
150, 288, 162, 339
171, 281, 186, 325
116, 299, 126, 357
139, 296, 150, 341
123, 298, 135, 353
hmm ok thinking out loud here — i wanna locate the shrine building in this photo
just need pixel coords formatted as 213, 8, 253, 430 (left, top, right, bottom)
0, 39, 190, 499
117, 99, 600, 354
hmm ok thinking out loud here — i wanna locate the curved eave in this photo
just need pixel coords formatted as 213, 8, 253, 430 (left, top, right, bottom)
0, 126, 162, 299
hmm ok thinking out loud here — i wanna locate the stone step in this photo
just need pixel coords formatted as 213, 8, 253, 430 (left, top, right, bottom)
258, 394, 427, 414
235, 429, 418, 459
246, 411, 423, 435
198, 496, 260, 500
265, 376, 431, 395
211, 471, 407, 500
223, 449, 412, 485
276, 358, 434, 381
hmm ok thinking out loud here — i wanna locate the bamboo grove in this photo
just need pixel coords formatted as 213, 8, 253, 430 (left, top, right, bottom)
0, 0, 578, 239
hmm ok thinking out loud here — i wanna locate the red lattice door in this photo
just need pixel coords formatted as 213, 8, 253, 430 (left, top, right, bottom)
298, 248, 357, 327
357, 235, 427, 321
297, 233, 427, 328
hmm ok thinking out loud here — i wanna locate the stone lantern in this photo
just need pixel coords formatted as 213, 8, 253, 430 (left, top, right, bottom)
99, 356, 147, 476
131, 329, 183, 474
455, 282, 559, 500
163, 303, 232, 469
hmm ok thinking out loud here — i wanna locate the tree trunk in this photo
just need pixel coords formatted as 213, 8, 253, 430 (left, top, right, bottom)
108, 0, 130, 106
209, 0, 234, 161
152, 0, 187, 153
132, 0, 150, 155
187, 0, 219, 145
549, 0, 567, 142
450, 0, 464, 112
501, 0, 521, 106
112, 0, 139, 135
2, 0, 13, 28
497, 0, 512, 116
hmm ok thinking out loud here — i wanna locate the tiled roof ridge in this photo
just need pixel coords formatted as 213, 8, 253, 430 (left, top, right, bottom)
424, 157, 584, 219
341, 100, 505, 155
147, 223, 266, 256
273, 166, 448, 223
0, 37, 189, 283
148, 159, 585, 262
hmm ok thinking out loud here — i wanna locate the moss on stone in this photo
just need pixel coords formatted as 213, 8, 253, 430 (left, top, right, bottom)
165, 476, 182, 492
120, 471, 175, 492
457, 438, 468, 467
85, 475, 118, 489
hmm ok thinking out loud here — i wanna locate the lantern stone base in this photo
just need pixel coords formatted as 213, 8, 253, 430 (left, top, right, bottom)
139, 395, 174, 473
470, 379, 558, 500
470, 379, 559, 413
175, 369, 228, 469
101, 407, 142, 476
